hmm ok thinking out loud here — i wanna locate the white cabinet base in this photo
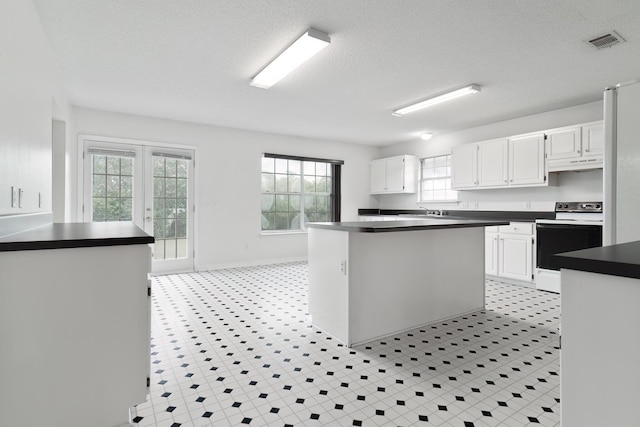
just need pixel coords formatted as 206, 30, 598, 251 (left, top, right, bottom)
536, 269, 560, 293
309, 227, 485, 347
0, 244, 151, 427
561, 269, 640, 426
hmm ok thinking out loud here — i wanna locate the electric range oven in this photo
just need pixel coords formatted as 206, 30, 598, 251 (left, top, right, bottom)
535, 202, 603, 293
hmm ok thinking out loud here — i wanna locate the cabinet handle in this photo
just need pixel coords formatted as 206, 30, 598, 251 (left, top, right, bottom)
585, 148, 590, 152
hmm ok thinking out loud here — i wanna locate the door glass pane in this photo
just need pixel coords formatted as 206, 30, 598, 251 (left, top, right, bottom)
152, 156, 190, 261
91, 155, 133, 222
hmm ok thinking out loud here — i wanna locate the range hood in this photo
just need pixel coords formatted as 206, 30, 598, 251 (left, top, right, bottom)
548, 155, 603, 172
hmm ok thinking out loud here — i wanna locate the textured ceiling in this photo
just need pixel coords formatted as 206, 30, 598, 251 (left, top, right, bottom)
33, 0, 640, 146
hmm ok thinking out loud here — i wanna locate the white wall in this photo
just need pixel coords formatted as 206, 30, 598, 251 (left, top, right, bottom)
0, 0, 72, 233
376, 101, 604, 210
72, 107, 378, 269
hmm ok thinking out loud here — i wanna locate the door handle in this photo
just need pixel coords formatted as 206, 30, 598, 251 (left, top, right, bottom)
145, 216, 152, 222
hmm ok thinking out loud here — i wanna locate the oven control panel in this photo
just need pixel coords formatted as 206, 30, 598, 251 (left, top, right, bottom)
555, 202, 603, 213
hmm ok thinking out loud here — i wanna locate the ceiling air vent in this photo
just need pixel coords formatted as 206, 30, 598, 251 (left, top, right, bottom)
587, 31, 625, 49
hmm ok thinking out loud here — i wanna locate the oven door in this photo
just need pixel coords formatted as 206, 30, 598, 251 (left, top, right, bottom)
536, 222, 603, 271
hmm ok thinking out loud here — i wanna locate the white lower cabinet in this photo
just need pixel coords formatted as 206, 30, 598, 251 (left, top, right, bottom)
485, 227, 499, 276
486, 222, 535, 284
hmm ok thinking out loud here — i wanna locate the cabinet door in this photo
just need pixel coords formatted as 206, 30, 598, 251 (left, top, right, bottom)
478, 138, 508, 188
485, 232, 499, 276
509, 133, 546, 186
370, 160, 387, 193
452, 144, 478, 189
498, 234, 533, 282
308, 229, 349, 344
385, 156, 406, 192
582, 121, 604, 156
546, 127, 581, 160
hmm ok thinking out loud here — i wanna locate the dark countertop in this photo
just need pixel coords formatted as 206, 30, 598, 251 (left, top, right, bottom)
0, 222, 154, 252
307, 218, 509, 233
551, 240, 640, 280
357, 208, 554, 222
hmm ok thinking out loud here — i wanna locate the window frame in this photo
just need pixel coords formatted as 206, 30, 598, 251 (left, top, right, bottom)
418, 152, 458, 203
261, 153, 343, 233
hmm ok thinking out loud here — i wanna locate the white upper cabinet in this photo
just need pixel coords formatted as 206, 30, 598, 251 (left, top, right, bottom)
581, 121, 604, 156
452, 135, 544, 190
384, 155, 407, 192
546, 126, 582, 160
370, 160, 387, 193
451, 144, 478, 189
509, 132, 546, 186
370, 155, 417, 194
478, 138, 509, 187
547, 121, 604, 171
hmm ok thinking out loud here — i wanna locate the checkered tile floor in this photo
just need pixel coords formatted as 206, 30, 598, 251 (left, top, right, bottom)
131, 262, 560, 426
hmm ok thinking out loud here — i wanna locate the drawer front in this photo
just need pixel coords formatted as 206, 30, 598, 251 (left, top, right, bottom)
498, 222, 534, 235
485, 226, 499, 233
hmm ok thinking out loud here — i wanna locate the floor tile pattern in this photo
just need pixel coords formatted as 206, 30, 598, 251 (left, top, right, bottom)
131, 262, 560, 426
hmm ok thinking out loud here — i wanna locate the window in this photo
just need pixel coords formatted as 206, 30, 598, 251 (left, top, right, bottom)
89, 149, 135, 222
261, 154, 342, 231
419, 154, 458, 202
152, 154, 189, 260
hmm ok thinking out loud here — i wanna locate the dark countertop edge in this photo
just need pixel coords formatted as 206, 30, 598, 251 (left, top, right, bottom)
357, 209, 554, 222
308, 219, 509, 233
0, 222, 154, 252
551, 241, 640, 280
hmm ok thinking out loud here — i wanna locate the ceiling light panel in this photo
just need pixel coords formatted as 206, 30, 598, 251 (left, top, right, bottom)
250, 28, 330, 89
392, 84, 481, 116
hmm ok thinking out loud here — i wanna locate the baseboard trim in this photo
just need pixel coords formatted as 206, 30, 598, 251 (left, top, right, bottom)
197, 256, 307, 271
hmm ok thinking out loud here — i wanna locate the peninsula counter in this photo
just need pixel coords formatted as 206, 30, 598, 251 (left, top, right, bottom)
307, 218, 507, 347
0, 222, 153, 427
552, 241, 640, 427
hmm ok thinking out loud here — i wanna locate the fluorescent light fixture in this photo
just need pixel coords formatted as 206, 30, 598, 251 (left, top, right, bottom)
250, 28, 330, 89
392, 84, 481, 117
420, 132, 434, 141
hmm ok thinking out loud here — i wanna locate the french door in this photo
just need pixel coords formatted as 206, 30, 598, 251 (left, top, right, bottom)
83, 140, 195, 273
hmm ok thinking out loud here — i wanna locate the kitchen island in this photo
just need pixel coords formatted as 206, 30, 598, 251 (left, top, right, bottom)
307, 218, 507, 347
